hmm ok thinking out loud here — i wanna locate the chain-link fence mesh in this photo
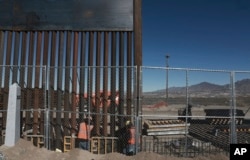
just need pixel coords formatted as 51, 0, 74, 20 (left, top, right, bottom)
0, 66, 250, 158
141, 67, 250, 157
0, 66, 46, 148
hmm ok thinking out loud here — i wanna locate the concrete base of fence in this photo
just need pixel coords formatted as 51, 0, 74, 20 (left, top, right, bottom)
5, 83, 21, 147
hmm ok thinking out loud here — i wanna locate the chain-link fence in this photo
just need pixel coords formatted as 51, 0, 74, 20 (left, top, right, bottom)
0, 65, 139, 154
141, 66, 250, 157
0, 65, 47, 147
1, 66, 250, 157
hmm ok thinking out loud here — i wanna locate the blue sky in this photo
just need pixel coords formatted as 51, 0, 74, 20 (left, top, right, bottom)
142, 0, 250, 91
142, 0, 250, 70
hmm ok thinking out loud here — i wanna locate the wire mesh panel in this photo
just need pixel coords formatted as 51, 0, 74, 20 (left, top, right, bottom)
1, 65, 250, 158
234, 71, 250, 144
141, 67, 250, 157
0, 66, 46, 147
45, 66, 137, 151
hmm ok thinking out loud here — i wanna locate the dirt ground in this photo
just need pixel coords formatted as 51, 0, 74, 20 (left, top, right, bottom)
0, 139, 229, 160
0, 104, 233, 160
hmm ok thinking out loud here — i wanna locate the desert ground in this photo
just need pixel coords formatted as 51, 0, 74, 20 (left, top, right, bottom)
0, 139, 229, 160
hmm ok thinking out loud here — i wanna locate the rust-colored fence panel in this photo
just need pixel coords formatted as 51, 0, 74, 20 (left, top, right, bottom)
0, 24, 140, 150
0, 0, 142, 154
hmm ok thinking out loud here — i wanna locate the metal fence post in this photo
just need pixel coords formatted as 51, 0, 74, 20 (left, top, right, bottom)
230, 71, 237, 144
135, 115, 142, 154
184, 69, 189, 157
44, 65, 51, 150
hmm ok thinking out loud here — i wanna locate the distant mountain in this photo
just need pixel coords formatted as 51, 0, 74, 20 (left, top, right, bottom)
148, 78, 250, 96
189, 82, 226, 92
230, 79, 250, 94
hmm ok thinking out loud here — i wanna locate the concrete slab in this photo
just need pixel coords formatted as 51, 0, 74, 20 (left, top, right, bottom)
5, 83, 21, 147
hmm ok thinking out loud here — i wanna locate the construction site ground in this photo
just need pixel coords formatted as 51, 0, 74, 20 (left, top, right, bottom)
0, 139, 229, 160
1, 104, 245, 159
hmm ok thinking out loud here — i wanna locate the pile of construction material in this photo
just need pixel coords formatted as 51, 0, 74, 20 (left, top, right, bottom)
205, 109, 245, 125
143, 119, 190, 136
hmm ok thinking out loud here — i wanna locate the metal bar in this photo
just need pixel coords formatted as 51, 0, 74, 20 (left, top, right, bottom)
119, 31, 124, 127
134, 0, 142, 153
26, 31, 33, 132
103, 32, 109, 136
4, 31, 12, 86
38, 32, 46, 138
95, 31, 101, 136
19, 32, 27, 137
184, 70, 189, 157
43, 32, 49, 66
42, 31, 50, 148
33, 31, 42, 135
88, 31, 94, 113
49, 31, 60, 149
126, 32, 132, 115
110, 32, 116, 136
2, 31, 9, 128
71, 31, 78, 134
57, 31, 64, 134
79, 31, 86, 120
134, 0, 142, 116
50, 31, 56, 90
12, 31, 20, 84
44, 65, 50, 149
63, 31, 71, 136
230, 71, 237, 143
27, 31, 34, 88
0, 31, 4, 89
35, 32, 42, 88
0, 30, 4, 122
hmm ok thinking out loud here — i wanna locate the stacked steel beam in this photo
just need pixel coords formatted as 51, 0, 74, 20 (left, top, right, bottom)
143, 119, 190, 136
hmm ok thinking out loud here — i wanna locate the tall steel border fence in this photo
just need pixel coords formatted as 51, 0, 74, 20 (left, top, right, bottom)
0, 66, 250, 158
